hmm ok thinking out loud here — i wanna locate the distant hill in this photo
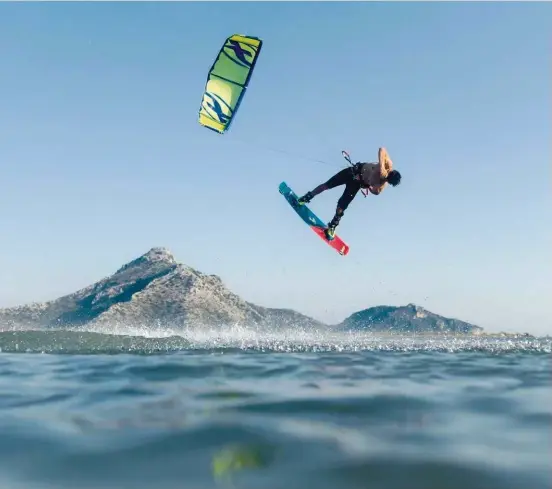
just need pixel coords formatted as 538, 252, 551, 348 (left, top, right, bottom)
337, 304, 483, 334
0, 248, 323, 331
0, 247, 484, 334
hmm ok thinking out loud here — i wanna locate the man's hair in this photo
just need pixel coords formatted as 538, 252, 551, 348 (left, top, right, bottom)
387, 170, 401, 186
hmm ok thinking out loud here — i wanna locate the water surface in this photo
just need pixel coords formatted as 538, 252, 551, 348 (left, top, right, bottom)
0, 328, 550, 489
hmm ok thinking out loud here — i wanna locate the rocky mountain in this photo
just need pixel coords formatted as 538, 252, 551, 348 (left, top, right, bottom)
337, 304, 483, 334
0, 247, 484, 334
0, 248, 324, 331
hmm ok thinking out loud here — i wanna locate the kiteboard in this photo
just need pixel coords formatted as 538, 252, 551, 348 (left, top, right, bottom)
278, 181, 350, 256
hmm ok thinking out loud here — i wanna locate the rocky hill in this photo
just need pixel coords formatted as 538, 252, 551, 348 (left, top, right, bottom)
0, 248, 324, 331
0, 247, 484, 334
337, 304, 483, 334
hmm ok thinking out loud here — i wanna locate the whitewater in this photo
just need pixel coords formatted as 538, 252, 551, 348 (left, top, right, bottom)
0, 325, 550, 489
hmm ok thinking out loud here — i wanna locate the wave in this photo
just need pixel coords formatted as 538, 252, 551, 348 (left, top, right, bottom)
0, 324, 550, 355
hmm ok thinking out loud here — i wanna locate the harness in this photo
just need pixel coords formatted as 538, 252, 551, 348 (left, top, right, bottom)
352, 162, 370, 197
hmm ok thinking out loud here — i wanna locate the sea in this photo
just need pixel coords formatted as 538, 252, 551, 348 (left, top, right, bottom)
0, 326, 550, 489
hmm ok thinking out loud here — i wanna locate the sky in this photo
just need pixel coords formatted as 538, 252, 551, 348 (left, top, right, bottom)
0, 2, 550, 335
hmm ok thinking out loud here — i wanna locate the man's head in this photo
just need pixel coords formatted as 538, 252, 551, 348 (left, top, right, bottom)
386, 170, 401, 187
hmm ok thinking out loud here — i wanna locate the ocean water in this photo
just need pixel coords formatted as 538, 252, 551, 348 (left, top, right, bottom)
0, 326, 550, 489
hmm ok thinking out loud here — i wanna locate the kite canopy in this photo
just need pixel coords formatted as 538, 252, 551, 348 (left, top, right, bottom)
198, 34, 263, 134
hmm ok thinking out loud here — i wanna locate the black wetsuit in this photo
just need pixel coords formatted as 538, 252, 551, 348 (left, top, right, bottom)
306, 163, 374, 228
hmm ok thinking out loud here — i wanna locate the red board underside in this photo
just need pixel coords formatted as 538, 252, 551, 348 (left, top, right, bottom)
311, 226, 350, 256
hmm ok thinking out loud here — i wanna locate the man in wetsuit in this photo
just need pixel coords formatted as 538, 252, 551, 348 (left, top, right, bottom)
296, 150, 401, 240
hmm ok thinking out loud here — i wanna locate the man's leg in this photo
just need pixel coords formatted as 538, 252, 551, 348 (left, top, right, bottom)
325, 182, 360, 240
297, 167, 354, 205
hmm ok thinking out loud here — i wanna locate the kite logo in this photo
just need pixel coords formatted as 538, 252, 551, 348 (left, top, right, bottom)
202, 92, 232, 124
224, 39, 255, 68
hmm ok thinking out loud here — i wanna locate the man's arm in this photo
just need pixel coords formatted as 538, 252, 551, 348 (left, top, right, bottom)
378, 147, 393, 180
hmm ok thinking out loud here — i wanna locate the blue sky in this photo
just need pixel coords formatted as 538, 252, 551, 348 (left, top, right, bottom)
0, 2, 550, 335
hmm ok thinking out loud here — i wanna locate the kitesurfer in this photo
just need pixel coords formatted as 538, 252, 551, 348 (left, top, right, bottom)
296, 151, 401, 240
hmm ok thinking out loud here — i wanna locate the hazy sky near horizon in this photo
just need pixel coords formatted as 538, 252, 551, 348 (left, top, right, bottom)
0, 2, 550, 335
